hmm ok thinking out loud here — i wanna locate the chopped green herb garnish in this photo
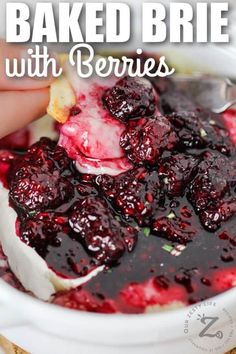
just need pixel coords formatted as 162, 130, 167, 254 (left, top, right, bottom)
162, 243, 186, 256
143, 227, 151, 237
162, 244, 173, 253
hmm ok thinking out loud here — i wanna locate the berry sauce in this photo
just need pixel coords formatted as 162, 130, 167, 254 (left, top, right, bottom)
0, 75, 236, 314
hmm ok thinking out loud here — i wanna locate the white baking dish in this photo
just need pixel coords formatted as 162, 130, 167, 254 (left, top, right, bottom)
0, 279, 236, 354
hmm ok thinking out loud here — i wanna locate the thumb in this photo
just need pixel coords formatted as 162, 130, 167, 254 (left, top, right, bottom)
0, 40, 57, 91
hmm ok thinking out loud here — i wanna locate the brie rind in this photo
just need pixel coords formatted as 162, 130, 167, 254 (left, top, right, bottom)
0, 182, 104, 301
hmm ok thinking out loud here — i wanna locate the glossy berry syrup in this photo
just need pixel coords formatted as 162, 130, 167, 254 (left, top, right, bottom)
0, 75, 236, 314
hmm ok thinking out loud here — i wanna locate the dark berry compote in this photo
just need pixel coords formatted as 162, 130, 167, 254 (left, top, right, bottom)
1, 73, 236, 314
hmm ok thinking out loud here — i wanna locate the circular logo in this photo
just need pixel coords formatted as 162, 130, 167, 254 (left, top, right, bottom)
184, 300, 234, 352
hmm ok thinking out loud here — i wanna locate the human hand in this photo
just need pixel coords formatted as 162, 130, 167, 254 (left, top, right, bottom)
0, 41, 55, 139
